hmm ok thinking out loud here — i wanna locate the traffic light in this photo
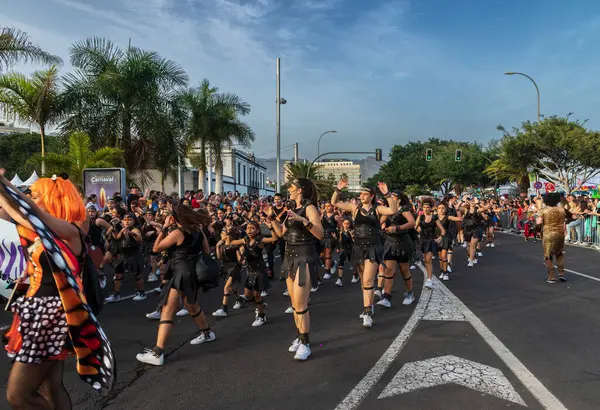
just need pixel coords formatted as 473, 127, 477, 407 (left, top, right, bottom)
455, 149, 462, 162
375, 148, 382, 161
426, 148, 432, 161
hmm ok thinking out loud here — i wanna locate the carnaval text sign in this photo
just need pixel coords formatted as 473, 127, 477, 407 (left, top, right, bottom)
0, 219, 27, 299
83, 168, 126, 209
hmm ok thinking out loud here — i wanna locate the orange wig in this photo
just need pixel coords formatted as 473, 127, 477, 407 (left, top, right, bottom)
30, 177, 87, 223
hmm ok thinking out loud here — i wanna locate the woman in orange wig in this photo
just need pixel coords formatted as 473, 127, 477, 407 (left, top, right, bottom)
0, 170, 115, 409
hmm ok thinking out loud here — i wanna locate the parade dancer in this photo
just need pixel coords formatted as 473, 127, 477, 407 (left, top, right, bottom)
436, 202, 462, 281
225, 221, 279, 327
320, 203, 340, 280
535, 194, 573, 283
415, 197, 446, 289
212, 228, 243, 317
331, 180, 397, 328
1, 172, 115, 409
267, 178, 324, 361
336, 218, 356, 286
378, 191, 416, 307
137, 205, 216, 366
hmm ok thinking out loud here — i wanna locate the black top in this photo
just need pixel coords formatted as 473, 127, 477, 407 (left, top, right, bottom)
167, 230, 204, 266
322, 213, 338, 233
354, 206, 380, 238
88, 219, 104, 248
141, 222, 158, 243
120, 231, 140, 255
463, 208, 482, 228
340, 230, 354, 249
386, 207, 410, 237
243, 237, 264, 267
419, 214, 438, 240
283, 203, 314, 244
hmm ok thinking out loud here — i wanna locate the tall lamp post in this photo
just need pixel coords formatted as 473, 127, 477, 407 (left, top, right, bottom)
505, 71, 541, 122
317, 130, 338, 157
275, 57, 287, 193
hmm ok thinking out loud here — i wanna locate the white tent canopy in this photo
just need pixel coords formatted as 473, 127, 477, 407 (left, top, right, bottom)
10, 174, 23, 186
22, 171, 39, 186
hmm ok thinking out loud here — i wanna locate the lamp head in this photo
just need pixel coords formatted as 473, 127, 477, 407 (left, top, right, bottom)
505, 72, 515, 75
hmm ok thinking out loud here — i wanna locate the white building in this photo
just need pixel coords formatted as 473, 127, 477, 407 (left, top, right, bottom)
0, 122, 29, 135
146, 148, 275, 196
315, 160, 362, 192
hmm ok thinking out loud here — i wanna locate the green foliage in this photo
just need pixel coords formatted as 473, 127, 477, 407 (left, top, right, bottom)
284, 162, 332, 200
26, 131, 122, 185
497, 116, 600, 193
0, 132, 57, 176
369, 138, 493, 193
0, 26, 61, 72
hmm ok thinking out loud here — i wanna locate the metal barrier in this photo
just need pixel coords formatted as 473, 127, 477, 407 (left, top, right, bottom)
495, 210, 600, 249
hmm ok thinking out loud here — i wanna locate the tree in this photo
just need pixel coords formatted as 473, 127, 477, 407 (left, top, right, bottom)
484, 156, 530, 197
177, 79, 251, 193
430, 142, 493, 194
498, 116, 600, 194
0, 27, 61, 72
0, 132, 58, 176
60, 37, 188, 182
27, 131, 122, 185
0, 65, 61, 175
284, 161, 332, 200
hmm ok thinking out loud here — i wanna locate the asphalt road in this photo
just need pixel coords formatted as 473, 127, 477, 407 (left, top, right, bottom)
1, 234, 599, 410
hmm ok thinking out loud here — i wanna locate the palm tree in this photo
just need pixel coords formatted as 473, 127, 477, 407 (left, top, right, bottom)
60, 37, 188, 182
484, 156, 529, 197
0, 65, 61, 175
210, 106, 254, 193
0, 27, 61, 71
284, 161, 332, 199
177, 79, 251, 192
27, 131, 122, 185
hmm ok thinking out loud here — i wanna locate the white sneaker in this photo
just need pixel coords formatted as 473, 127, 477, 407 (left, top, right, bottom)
99, 275, 107, 289
147, 272, 159, 282
468, 260, 474, 268
330, 263, 338, 274
233, 297, 246, 310
132, 291, 147, 302
359, 306, 375, 318
425, 279, 433, 289
491, 243, 495, 248
283, 289, 289, 296
409, 265, 416, 270
260, 290, 268, 297
376, 298, 391, 308
310, 286, 319, 293
351, 275, 360, 283
153, 286, 162, 294
442, 273, 450, 281
477, 252, 483, 257
402, 292, 415, 305
190, 330, 216, 345
439, 272, 445, 278
136, 348, 164, 366
289, 338, 301, 352
374, 289, 382, 299
485, 243, 491, 248
285, 306, 294, 314
146, 309, 161, 320
212, 308, 227, 317
335, 278, 343, 287
473, 258, 478, 265
294, 344, 311, 361
362, 314, 373, 328
462, 242, 468, 248
105, 293, 121, 303
252, 315, 267, 327
176, 308, 189, 317
447, 265, 453, 273
323, 273, 332, 280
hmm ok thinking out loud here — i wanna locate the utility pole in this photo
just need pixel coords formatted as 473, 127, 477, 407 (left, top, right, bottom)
294, 142, 299, 163
276, 58, 281, 193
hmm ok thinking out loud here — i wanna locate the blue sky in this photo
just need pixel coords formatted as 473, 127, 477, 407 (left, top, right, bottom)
3, 0, 600, 161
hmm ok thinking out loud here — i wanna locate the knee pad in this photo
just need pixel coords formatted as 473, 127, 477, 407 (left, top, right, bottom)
159, 320, 173, 325
403, 275, 412, 281
295, 308, 308, 315
383, 275, 395, 280
191, 310, 202, 318
363, 285, 375, 290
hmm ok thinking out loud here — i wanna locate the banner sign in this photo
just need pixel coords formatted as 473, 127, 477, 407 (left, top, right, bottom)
83, 168, 126, 209
0, 219, 27, 299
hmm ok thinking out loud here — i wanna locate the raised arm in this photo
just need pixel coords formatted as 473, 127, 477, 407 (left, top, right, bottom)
375, 182, 397, 216
331, 179, 357, 213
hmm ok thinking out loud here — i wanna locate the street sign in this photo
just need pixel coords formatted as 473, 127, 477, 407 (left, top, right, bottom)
533, 181, 542, 189
545, 182, 555, 192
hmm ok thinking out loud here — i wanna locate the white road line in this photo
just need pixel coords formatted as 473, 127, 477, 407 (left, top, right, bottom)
562, 268, 600, 283
435, 278, 568, 410
334, 269, 432, 410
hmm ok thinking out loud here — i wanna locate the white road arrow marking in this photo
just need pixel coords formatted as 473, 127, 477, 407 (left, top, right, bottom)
423, 286, 465, 321
378, 355, 527, 406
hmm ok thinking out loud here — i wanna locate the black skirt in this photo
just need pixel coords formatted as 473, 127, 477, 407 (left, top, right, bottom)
159, 259, 200, 306
222, 262, 242, 283
321, 233, 338, 250
280, 242, 319, 287
244, 263, 269, 291
421, 238, 438, 254
352, 236, 385, 269
383, 234, 413, 263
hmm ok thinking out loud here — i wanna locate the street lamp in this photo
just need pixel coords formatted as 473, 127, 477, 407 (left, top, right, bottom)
505, 71, 541, 123
317, 130, 338, 157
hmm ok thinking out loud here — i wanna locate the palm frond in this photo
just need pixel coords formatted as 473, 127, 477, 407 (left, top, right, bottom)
0, 27, 62, 71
